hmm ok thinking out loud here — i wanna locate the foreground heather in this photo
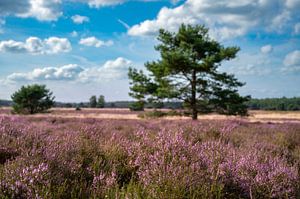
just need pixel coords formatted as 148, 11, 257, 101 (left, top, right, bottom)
0, 116, 299, 198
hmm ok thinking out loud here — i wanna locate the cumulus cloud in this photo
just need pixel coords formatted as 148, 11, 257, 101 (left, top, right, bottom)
294, 23, 300, 34
71, 14, 89, 24
73, 0, 173, 8
282, 50, 300, 72
128, 0, 300, 40
6, 57, 132, 83
79, 37, 113, 48
261, 45, 273, 54
7, 64, 84, 81
0, 0, 60, 21
77, 0, 125, 8
0, 37, 71, 54
1, 0, 179, 21
79, 57, 132, 82
0, 0, 31, 16
223, 52, 273, 76
21, 0, 62, 21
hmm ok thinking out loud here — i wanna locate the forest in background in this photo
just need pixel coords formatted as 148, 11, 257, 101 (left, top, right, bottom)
1, 97, 300, 111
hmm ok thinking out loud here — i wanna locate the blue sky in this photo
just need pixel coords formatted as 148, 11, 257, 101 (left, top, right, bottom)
0, 0, 300, 102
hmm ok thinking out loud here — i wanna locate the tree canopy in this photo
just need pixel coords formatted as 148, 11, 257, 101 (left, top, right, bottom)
89, 95, 97, 108
128, 24, 250, 119
97, 95, 105, 108
11, 84, 55, 114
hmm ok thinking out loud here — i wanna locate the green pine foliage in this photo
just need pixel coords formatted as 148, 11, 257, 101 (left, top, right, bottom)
11, 84, 55, 114
89, 96, 97, 108
97, 95, 105, 108
128, 24, 250, 119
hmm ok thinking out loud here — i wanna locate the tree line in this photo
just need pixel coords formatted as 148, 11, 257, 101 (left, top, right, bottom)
2, 96, 300, 111
246, 97, 300, 111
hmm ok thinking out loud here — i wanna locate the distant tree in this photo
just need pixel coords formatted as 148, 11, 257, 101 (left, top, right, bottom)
128, 24, 250, 119
65, 103, 73, 108
89, 95, 97, 108
11, 84, 55, 114
97, 95, 105, 108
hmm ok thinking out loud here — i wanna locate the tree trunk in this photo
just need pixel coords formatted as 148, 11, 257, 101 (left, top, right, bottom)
191, 70, 198, 120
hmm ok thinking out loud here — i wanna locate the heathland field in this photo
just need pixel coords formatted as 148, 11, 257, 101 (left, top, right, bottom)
2, 107, 300, 122
0, 108, 299, 198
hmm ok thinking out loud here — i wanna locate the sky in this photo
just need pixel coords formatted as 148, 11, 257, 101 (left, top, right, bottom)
0, 0, 300, 102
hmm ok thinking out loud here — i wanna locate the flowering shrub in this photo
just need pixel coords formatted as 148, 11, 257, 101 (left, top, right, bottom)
0, 158, 50, 198
0, 115, 299, 198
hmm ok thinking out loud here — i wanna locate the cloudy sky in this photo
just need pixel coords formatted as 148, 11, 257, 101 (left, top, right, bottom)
0, 0, 300, 102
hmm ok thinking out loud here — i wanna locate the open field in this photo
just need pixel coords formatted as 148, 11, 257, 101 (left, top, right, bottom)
2, 107, 300, 122
0, 109, 300, 198
2, 107, 300, 123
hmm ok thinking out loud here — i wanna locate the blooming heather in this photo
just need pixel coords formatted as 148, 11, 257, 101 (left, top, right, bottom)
0, 115, 299, 198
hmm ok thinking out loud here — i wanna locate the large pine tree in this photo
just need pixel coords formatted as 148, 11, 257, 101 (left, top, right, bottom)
128, 24, 250, 119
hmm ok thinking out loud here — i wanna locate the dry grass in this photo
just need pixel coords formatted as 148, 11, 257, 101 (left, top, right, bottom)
1, 107, 300, 123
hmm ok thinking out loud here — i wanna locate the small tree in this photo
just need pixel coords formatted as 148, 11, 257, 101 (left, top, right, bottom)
89, 95, 97, 108
128, 24, 250, 119
11, 84, 55, 114
97, 95, 105, 108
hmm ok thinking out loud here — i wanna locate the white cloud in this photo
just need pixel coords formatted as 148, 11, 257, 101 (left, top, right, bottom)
294, 23, 300, 34
70, 31, 79, 37
7, 64, 84, 81
0, 0, 179, 21
285, 0, 300, 9
81, 0, 125, 8
71, 14, 89, 24
74, 0, 176, 8
0, 36, 71, 54
0, 0, 31, 16
282, 50, 300, 72
17, 0, 62, 21
223, 52, 273, 76
79, 37, 113, 48
260, 44, 273, 54
128, 0, 300, 39
79, 57, 132, 82
0, 0, 60, 21
6, 57, 132, 83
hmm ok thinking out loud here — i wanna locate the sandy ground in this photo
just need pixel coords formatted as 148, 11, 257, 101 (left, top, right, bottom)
1, 107, 300, 123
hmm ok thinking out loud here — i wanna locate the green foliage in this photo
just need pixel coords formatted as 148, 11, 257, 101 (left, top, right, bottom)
138, 110, 182, 119
11, 84, 54, 114
89, 95, 97, 108
128, 68, 159, 111
97, 95, 105, 108
128, 24, 249, 119
129, 101, 145, 111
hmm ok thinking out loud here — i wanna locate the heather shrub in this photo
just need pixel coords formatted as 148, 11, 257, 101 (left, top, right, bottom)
128, 130, 229, 198
0, 116, 299, 198
0, 157, 50, 198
